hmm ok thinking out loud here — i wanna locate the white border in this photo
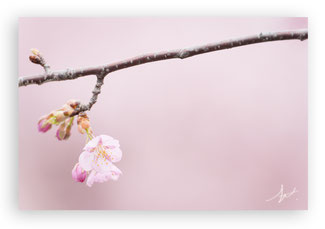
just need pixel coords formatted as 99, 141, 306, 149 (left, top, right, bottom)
2, 0, 324, 228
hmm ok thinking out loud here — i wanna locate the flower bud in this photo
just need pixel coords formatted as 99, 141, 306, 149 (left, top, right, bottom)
56, 122, 66, 140
38, 118, 52, 133
29, 55, 41, 64
54, 110, 67, 123
72, 163, 87, 182
56, 117, 74, 140
60, 100, 79, 117
66, 99, 80, 109
64, 122, 73, 139
77, 113, 92, 134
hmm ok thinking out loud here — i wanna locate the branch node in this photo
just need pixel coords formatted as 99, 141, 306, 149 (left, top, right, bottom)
179, 49, 190, 59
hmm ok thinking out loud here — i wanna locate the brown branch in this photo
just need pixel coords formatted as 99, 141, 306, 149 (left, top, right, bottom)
38, 54, 50, 74
71, 74, 105, 116
18, 29, 308, 115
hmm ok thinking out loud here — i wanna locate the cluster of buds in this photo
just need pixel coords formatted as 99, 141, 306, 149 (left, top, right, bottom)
38, 99, 80, 140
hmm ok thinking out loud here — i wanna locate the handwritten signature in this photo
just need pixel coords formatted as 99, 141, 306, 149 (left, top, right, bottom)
266, 184, 298, 203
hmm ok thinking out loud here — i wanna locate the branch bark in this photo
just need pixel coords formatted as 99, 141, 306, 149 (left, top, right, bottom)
71, 74, 105, 116
18, 29, 308, 116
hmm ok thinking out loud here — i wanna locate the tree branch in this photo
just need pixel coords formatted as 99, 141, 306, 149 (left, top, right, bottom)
18, 29, 308, 116
37, 53, 50, 74
71, 73, 106, 116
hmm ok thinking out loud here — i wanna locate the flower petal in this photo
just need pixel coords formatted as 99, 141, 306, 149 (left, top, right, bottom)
86, 170, 111, 187
85, 164, 122, 187
83, 136, 100, 152
91, 156, 114, 173
109, 163, 122, 181
93, 172, 111, 183
79, 151, 94, 171
86, 170, 96, 187
107, 147, 122, 162
100, 135, 120, 148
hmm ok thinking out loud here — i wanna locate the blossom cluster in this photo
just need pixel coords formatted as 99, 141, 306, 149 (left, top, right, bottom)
38, 100, 122, 187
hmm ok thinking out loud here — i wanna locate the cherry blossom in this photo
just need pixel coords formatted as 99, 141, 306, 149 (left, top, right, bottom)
78, 135, 122, 186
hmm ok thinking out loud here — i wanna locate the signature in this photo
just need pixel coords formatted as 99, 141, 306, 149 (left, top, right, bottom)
266, 184, 298, 203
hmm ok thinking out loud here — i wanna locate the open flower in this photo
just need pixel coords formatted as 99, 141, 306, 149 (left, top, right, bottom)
79, 135, 122, 172
77, 135, 122, 186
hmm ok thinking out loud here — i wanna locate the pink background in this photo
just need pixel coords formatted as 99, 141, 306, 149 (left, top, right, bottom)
19, 17, 308, 210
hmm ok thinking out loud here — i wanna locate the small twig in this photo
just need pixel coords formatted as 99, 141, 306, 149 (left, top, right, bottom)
39, 55, 50, 74
71, 73, 106, 116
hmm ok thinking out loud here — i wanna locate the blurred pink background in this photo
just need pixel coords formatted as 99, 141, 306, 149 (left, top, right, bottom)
19, 17, 308, 210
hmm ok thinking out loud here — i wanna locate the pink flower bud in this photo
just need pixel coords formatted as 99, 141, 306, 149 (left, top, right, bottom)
72, 163, 87, 183
56, 118, 74, 140
54, 111, 67, 123
38, 119, 52, 133
56, 126, 64, 140
77, 113, 92, 135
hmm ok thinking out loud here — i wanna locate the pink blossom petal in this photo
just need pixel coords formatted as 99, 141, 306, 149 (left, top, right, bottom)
109, 163, 122, 181
86, 171, 110, 187
86, 170, 96, 187
86, 167, 121, 187
107, 147, 122, 163
83, 136, 101, 152
79, 151, 94, 171
100, 135, 120, 148
91, 156, 114, 173
93, 173, 110, 183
